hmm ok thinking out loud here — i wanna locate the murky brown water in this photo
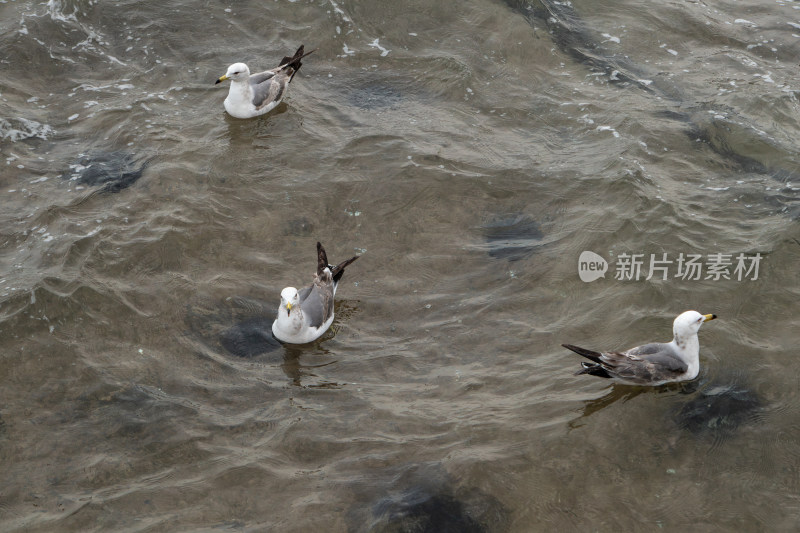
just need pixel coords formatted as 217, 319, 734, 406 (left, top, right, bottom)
2, 0, 800, 531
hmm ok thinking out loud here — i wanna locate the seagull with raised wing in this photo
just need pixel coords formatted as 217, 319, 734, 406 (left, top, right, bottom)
215, 45, 315, 119
563, 310, 717, 385
272, 242, 359, 344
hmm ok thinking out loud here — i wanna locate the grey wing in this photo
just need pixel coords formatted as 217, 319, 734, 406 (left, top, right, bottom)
297, 285, 313, 302
627, 343, 688, 372
249, 70, 277, 85
298, 283, 334, 328
625, 343, 666, 356
604, 343, 688, 383
249, 73, 288, 109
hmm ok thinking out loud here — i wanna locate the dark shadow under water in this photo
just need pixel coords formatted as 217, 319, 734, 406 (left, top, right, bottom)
219, 317, 282, 358
184, 296, 283, 359
347, 462, 509, 533
569, 372, 764, 441
674, 378, 764, 437
60, 150, 151, 193
480, 213, 544, 262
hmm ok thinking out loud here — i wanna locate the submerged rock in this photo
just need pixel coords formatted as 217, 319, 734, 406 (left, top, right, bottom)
570, 374, 764, 440
481, 214, 543, 261
675, 381, 763, 437
185, 296, 282, 359
348, 83, 405, 110
61, 151, 149, 193
219, 317, 282, 358
282, 216, 315, 237
349, 463, 508, 533
370, 489, 486, 533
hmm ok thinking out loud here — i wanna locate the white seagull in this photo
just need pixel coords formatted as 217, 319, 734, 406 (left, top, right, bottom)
272, 242, 359, 344
215, 45, 315, 119
563, 310, 717, 385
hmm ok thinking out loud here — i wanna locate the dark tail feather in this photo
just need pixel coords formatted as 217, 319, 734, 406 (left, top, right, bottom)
279, 45, 317, 82
561, 343, 604, 364
331, 255, 359, 283
317, 242, 359, 282
316, 241, 329, 277
278, 45, 304, 70
575, 362, 613, 379
564, 344, 613, 379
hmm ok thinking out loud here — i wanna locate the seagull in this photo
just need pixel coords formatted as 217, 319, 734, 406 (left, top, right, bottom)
215, 45, 315, 119
272, 242, 359, 344
562, 310, 717, 385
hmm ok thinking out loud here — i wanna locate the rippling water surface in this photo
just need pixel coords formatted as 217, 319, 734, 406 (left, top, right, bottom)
2, 0, 800, 531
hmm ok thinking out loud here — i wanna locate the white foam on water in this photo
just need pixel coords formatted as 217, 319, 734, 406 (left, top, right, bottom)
0, 118, 54, 142
367, 38, 390, 57
601, 33, 620, 44
596, 125, 620, 138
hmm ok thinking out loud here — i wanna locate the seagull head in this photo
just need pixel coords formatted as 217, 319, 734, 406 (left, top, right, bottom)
673, 310, 716, 339
280, 287, 300, 316
216, 62, 250, 84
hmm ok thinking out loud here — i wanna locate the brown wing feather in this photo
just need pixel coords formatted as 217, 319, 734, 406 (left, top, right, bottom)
317, 242, 329, 277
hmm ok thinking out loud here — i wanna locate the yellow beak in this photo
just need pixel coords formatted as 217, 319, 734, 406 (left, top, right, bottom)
285, 302, 292, 311
215, 74, 229, 85
703, 313, 717, 321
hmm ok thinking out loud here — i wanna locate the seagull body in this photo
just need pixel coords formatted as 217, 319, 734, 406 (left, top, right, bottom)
215, 45, 314, 119
563, 311, 717, 386
272, 242, 359, 344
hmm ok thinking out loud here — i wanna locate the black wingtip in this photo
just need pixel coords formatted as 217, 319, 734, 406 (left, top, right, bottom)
317, 242, 329, 276
575, 362, 613, 379
278, 48, 301, 69
315, 242, 359, 282
562, 343, 604, 364
279, 44, 317, 82
331, 255, 359, 284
